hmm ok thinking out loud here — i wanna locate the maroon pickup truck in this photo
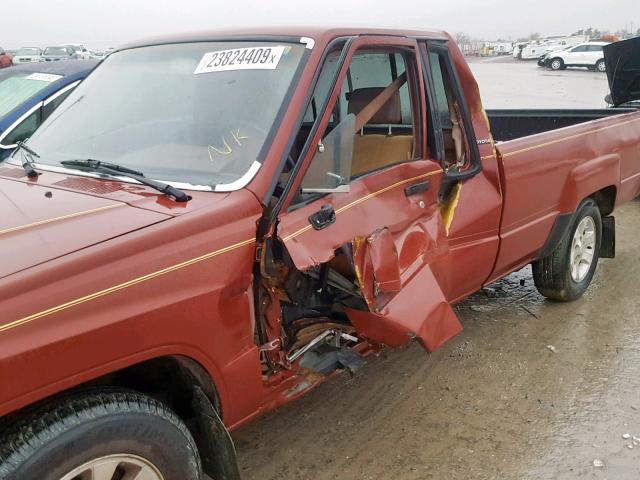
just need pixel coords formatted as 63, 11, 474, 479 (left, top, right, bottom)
0, 29, 639, 480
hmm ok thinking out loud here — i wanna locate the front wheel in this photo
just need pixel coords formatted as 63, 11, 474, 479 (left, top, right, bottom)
532, 198, 601, 301
596, 59, 606, 72
0, 389, 202, 480
550, 58, 564, 70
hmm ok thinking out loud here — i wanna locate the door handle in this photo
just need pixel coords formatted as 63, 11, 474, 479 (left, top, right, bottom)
404, 181, 430, 197
308, 204, 336, 230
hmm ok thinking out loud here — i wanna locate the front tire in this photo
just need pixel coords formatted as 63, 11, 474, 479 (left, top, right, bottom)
550, 58, 564, 70
0, 389, 202, 480
532, 198, 601, 301
596, 59, 606, 72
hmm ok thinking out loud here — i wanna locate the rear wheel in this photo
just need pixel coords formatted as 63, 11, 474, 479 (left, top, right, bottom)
550, 58, 564, 70
0, 389, 202, 480
596, 59, 606, 72
532, 198, 601, 301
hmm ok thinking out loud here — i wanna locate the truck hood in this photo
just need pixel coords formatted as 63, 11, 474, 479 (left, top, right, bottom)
604, 37, 640, 106
0, 177, 170, 279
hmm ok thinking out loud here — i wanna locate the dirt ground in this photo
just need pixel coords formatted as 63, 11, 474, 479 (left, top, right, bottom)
233, 198, 640, 479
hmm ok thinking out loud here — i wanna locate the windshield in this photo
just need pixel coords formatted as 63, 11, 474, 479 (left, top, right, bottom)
17, 48, 40, 55
27, 41, 306, 189
44, 47, 68, 55
0, 70, 61, 118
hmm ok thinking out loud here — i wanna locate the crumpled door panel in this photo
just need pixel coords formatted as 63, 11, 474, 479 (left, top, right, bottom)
352, 227, 402, 312
345, 264, 462, 352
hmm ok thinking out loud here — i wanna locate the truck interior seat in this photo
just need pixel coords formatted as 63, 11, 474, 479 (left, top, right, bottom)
347, 87, 413, 177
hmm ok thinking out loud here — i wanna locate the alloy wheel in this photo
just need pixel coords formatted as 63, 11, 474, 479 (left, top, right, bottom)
59, 454, 164, 480
570, 216, 596, 283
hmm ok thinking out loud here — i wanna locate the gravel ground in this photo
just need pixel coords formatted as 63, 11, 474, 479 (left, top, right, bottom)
232, 60, 640, 479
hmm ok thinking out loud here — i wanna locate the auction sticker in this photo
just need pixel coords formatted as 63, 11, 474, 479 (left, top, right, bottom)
25, 73, 63, 82
194, 46, 286, 74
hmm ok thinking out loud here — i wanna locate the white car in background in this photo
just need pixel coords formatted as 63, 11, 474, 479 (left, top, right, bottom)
63, 44, 91, 59
12, 47, 43, 64
543, 42, 610, 72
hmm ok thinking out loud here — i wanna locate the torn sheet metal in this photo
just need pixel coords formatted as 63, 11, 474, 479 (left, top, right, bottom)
345, 264, 462, 352
352, 227, 402, 311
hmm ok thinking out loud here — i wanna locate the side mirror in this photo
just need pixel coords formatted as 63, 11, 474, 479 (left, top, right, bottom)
604, 93, 613, 106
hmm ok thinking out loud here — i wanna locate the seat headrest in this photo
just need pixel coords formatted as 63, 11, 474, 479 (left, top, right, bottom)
347, 87, 401, 125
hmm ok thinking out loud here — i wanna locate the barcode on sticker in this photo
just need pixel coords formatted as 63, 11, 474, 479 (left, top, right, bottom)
194, 46, 286, 74
25, 73, 63, 82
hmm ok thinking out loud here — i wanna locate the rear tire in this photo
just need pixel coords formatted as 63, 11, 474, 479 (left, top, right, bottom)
0, 389, 202, 480
550, 58, 564, 70
596, 59, 606, 72
532, 198, 601, 301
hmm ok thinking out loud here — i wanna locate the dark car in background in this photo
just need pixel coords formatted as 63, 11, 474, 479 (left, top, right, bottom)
42, 45, 76, 61
0, 60, 98, 159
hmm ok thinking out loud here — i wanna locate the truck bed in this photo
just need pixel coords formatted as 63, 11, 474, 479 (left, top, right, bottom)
487, 108, 638, 141
489, 108, 640, 280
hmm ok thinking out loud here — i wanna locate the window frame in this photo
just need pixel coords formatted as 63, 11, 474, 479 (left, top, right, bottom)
284, 39, 426, 207
419, 40, 481, 181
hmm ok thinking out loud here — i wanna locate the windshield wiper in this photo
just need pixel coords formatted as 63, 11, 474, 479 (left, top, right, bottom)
14, 141, 40, 178
62, 159, 145, 176
60, 159, 190, 202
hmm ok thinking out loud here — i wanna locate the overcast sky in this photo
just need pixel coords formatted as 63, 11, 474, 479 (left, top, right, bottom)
3, 0, 639, 49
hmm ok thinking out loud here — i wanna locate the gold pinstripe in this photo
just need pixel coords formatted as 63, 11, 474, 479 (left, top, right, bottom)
14, 112, 636, 334
501, 116, 640, 159
0, 204, 124, 236
0, 237, 256, 334
282, 170, 442, 242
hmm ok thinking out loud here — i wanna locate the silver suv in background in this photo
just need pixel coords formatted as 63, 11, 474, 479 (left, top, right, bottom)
12, 47, 43, 64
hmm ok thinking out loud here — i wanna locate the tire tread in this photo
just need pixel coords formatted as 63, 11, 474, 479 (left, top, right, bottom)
0, 388, 199, 479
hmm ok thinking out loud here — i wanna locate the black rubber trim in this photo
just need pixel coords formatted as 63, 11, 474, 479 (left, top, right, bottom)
535, 212, 573, 260
600, 215, 616, 258
191, 386, 241, 480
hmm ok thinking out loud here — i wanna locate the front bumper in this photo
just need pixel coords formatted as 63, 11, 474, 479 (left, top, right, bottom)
537, 56, 550, 67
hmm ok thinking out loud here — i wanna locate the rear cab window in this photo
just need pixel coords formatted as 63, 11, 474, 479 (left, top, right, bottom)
420, 41, 479, 176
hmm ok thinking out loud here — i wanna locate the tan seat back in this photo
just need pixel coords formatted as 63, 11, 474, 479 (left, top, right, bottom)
346, 87, 413, 177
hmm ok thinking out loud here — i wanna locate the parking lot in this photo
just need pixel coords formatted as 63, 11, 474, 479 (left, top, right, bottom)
232, 61, 640, 480
467, 56, 610, 109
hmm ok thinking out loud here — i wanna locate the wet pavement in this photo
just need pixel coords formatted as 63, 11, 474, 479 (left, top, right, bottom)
467, 56, 610, 109
233, 200, 640, 478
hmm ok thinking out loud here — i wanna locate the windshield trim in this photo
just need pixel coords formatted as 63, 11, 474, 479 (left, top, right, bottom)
117, 34, 316, 56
